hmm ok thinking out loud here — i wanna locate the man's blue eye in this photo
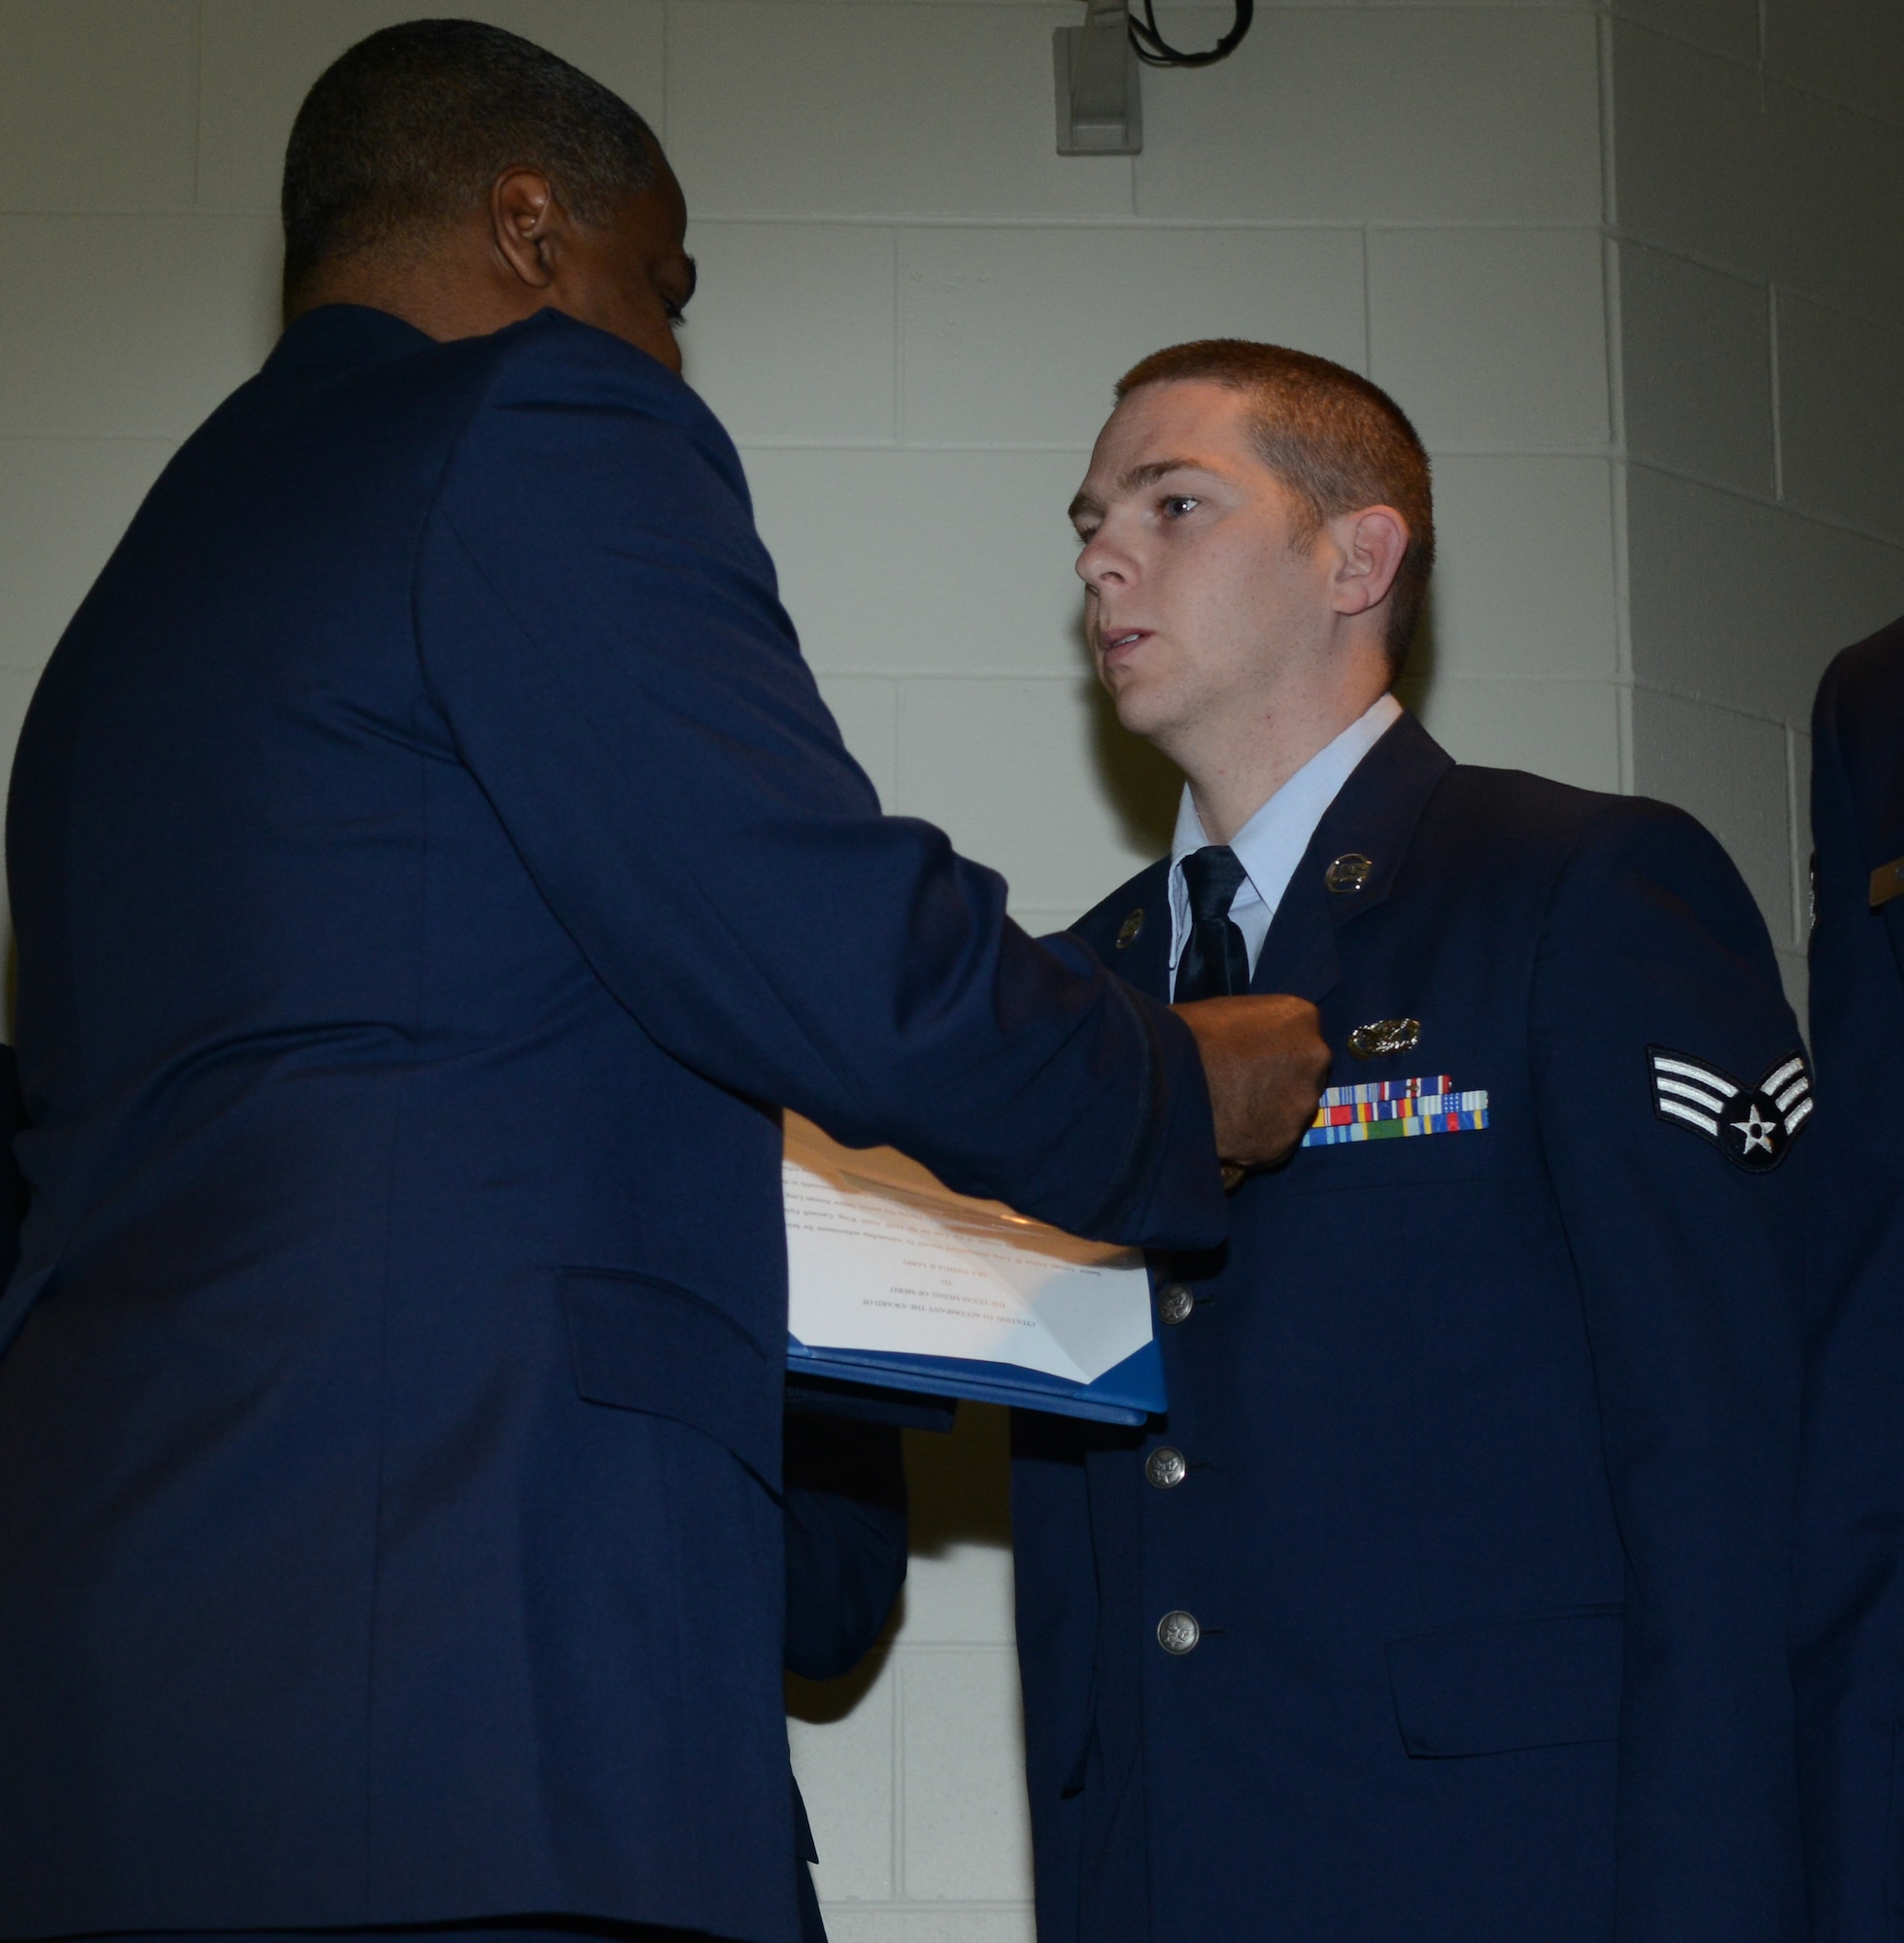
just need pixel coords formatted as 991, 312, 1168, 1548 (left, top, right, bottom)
1163, 495, 1199, 518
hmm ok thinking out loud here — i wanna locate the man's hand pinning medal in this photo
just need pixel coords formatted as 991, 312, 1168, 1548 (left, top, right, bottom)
1173, 994, 1331, 1182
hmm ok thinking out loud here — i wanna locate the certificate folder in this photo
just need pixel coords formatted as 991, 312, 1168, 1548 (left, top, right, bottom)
786, 1334, 1165, 1427
781, 1113, 1166, 1428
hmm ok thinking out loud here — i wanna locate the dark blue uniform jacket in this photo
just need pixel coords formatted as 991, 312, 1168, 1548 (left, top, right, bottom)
784, 1413, 909, 1943
0, 304, 1224, 1943
1013, 711, 1811, 1943
1794, 617, 1904, 1943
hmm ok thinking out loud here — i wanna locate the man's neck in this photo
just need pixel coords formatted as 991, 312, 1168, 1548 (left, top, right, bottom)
288, 224, 535, 345
1180, 685, 1388, 845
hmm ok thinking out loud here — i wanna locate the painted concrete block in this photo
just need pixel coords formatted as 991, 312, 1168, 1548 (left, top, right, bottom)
1137, 8, 1601, 224
1369, 228, 1610, 452
1764, 82, 1904, 324
900, 1540, 1017, 1653
895, 676, 1175, 912
0, 0, 198, 211
899, 224, 1366, 447
0, 215, 279, 437
1610, 18, 1765, 279
684, 223, 897, 444
741, 448, 1102, 678
0, 438, 174, 667
1777, 292, 1904, 543
1625, 464, 1904, 726
1418, 457, 1619, 683
1619, 241, 1774, 498
900, 1646, 1036, 1901
812, 673, 900, 807
1764, 0, 1904, 133
821, 1912, 1036, 1943
1610, 0, 1760, 63
667, 4, 1133, 221
1401, 677, 1622, 793
789, 1651, 899, 1903
1632, 688, 1795, 948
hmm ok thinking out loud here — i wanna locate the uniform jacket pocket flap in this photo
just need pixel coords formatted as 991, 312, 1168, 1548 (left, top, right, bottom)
1385, 1606, 1623, 1757
561, 1268, 781, 1490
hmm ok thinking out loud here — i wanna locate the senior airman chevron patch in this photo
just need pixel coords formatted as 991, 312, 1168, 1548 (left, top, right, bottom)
1647, 1045, 1812, 1173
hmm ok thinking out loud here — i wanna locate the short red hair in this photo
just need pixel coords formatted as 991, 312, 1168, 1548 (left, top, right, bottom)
1115, 340, 1434, 675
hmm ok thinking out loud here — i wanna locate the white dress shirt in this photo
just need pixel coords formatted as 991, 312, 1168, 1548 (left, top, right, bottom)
1167, 692, 1404, 984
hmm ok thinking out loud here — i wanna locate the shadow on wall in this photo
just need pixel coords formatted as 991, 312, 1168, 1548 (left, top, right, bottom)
1393, 588, 1441, 725
1086, 676, 1180, 860
786, 1401, 1015, 1727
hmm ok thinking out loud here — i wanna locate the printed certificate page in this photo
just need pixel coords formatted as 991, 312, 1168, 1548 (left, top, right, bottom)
783, 1113, 1153, 1386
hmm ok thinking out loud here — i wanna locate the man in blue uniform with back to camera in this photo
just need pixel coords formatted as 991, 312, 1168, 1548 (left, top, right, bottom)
1011, 339, 1814, 1942
0, 27, 1332, 1943
1792, 614, 1904, 1943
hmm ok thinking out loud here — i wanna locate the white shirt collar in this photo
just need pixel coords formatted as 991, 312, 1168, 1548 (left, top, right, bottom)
1167, 693, 1404, 978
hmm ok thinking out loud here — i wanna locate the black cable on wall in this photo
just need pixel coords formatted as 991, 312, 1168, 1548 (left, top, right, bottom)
1128, 0, 1254, 69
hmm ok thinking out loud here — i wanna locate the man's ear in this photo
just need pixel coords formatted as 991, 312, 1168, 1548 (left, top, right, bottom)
1328, 505, 1410, 618
488, 168, 562, 290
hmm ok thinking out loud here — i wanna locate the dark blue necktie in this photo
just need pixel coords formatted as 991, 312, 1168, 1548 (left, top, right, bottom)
1173, 844, 1251, 1001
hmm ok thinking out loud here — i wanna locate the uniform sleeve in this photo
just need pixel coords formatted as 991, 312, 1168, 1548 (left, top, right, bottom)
1528, 801, 1808, 1942
1792, 655, 1904, 1943
413, 329, 1224, 1250
782, 1415, 908, 1683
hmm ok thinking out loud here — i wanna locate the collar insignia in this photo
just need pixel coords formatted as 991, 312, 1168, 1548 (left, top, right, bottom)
1647, 1045, 1812, 1172
1324, 852, 1374, 895
1114, 907, 1144, 949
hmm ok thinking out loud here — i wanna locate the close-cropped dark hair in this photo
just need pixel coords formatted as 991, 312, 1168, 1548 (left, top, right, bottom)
1116, 340, 1435, 677
281, 18, 659, 308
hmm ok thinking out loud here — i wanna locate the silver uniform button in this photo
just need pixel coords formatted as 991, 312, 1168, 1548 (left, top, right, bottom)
1145, 1447, 1187, 1489
1159, 1283, 1195, 1325
1157, 1610, 1201, 1655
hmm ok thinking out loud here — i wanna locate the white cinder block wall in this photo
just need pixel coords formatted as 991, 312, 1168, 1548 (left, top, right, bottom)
1609, 0, 1904, 1016
1, 4, 1898, 1939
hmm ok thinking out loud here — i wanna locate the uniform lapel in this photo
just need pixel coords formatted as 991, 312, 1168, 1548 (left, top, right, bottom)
1250, 708, 1454, 1003
1102, 861, 1173, 1002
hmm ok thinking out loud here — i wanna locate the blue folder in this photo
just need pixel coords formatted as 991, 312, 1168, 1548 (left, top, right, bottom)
786, 1329, 1166, 1427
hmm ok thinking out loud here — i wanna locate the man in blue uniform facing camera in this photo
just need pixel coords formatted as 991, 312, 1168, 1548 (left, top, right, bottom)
1012, 340, 1814, 1942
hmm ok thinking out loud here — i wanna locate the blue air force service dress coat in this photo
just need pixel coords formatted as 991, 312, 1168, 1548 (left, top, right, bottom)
0, 304, 1226, 1943
1794, 617, 1904, 1943
783, 1412, 910, 1942
1012, 710, 1812, 1943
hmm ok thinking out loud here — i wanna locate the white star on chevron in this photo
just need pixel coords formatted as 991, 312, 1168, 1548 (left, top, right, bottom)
1730, 1101, 1777, 1155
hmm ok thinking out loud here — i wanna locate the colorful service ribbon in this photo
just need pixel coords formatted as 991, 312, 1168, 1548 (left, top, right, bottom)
1301, 1075, 1490, 1147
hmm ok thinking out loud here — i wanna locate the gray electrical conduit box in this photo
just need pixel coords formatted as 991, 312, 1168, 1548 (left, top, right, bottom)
1054, 0, 1141, 154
